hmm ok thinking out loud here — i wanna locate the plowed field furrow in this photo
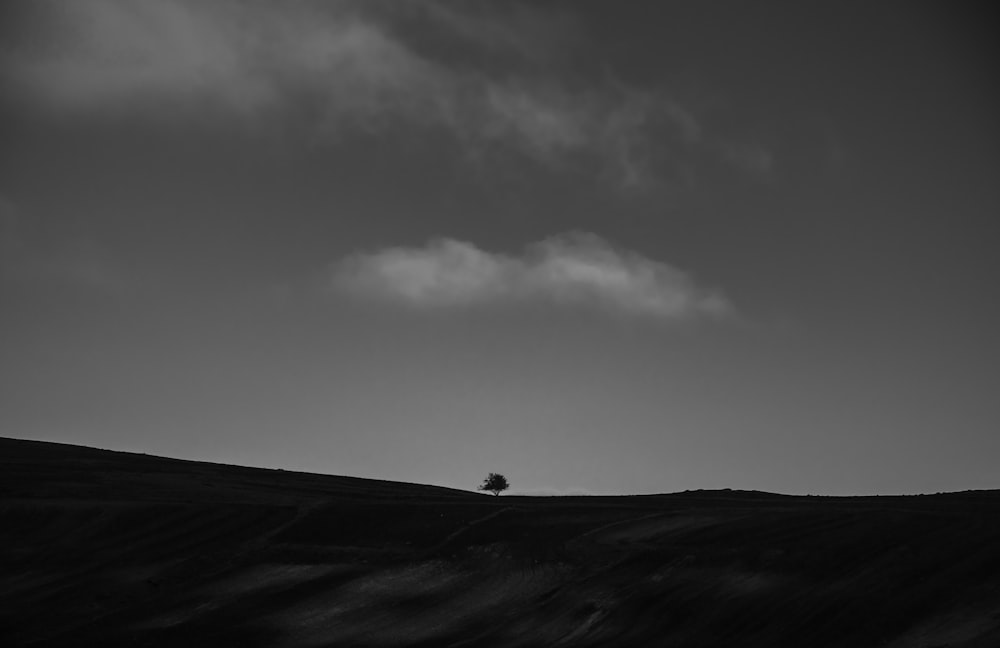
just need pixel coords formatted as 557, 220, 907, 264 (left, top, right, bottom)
3, 437, 1000, 648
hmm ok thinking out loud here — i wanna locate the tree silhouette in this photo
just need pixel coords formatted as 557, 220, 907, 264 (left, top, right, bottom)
479, 472, 509, 496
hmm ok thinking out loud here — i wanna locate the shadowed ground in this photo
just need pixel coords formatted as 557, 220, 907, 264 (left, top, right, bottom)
2, 436, 999, 647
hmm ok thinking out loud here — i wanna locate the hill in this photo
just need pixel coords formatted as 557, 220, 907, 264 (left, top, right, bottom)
2, 436, 999, 647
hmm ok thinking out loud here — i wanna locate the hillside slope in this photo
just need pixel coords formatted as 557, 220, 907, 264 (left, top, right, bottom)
2, 437, 999, 647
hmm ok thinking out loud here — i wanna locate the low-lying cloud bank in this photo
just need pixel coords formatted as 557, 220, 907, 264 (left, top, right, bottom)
334, 233, 731, 320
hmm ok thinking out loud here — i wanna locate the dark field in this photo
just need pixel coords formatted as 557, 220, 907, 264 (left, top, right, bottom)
2, 437, 999, 647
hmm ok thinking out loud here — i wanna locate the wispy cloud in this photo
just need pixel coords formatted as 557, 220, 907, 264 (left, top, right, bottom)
334, 232, 731, 320
1, 0, 758, 187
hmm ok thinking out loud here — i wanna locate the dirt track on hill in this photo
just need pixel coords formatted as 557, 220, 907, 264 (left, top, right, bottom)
2, 437, 1000, 647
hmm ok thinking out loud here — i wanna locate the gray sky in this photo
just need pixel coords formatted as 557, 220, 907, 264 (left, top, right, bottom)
2, 0, 997, 495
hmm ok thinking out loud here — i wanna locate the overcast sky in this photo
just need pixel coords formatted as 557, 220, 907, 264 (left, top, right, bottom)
1, 1, 997, 495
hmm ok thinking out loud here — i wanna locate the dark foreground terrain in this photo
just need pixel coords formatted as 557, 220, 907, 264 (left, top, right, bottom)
2, 437, 999, 647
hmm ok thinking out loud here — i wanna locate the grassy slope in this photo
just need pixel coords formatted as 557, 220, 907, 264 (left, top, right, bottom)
2, 436, 999, 647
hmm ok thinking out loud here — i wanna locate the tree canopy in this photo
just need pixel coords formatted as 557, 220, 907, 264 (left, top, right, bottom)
479, 472, 509, 496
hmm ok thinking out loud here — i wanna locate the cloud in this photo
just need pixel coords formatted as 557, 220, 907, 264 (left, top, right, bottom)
334, 232, 731, 320
1, 0, 749, 187
3, 0, 419, 118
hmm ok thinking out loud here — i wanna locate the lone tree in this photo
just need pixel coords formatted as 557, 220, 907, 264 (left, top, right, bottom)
479, 472, 510, 496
